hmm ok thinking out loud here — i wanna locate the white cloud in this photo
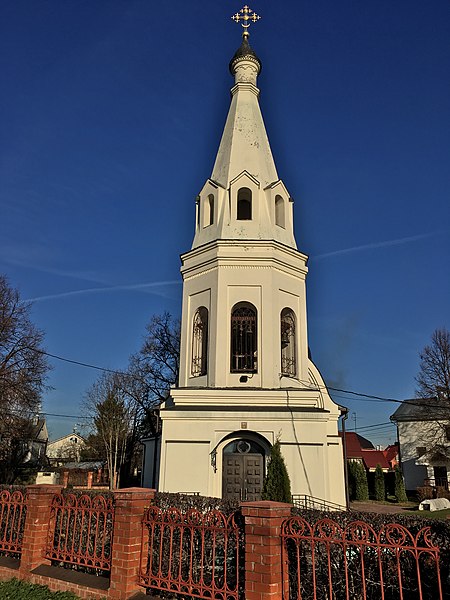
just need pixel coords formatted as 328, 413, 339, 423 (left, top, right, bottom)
25, 280, 181, 303
314, 231, 444, 260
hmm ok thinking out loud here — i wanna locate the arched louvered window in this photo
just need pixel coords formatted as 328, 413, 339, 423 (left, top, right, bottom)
191, 307, 208, 376
281, 308, 296, 377
275, 195, 285, 228
231, 303, 257, 373
237, 188, 252, 220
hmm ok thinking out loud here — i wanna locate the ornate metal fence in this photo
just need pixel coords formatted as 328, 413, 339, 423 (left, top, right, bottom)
45, 492, 114, 575
0, 489, 27, 558
139, 506, 243, 600
282, 516, 443, 600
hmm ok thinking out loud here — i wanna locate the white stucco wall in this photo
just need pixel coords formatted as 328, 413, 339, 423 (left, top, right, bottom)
397, 420, 449, 490
158, 375, 346, 506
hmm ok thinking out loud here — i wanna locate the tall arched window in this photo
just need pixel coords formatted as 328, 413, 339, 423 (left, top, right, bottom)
237, 188, 252, 220
191, 307, 208, 376
231, 303, 257, 373
281, 308, 296, 377
207, 194, 214, 226
275, 195, 285, 228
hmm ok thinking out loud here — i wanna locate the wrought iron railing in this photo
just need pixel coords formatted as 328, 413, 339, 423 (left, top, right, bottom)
282, 516, 443, 600
139, 506, 243, 600
45, 492, 114, 574
291, 494, 347, 512
0, 488, 27, 558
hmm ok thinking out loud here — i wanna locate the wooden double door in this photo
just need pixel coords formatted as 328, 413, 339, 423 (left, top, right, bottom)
222, 453, 264, 501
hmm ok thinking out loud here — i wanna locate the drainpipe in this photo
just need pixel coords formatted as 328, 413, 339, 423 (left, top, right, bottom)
340, 407, 350, 509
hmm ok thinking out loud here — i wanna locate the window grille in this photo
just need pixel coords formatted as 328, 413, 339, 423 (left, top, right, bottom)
231, 304, 257, 373
281, 308, 296, 377
191, 307, 208, 376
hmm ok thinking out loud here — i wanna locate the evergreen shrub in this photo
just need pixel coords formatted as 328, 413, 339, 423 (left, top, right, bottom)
394, 466, 408, 503
262, 440, 292, 503
374, 464, 385, 501
354, 462, 369, 501
153, 492, 240, 515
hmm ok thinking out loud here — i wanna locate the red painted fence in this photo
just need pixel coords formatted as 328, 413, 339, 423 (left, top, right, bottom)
0, 489, 27, 557
0, 487, 447, 600
44, 492, 114, 573
139, 505, 242, 600
282, 516, 443, 600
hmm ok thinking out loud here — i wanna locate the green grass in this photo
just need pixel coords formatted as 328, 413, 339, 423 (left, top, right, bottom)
0, 579, 83, 599
402, 508, 450, 520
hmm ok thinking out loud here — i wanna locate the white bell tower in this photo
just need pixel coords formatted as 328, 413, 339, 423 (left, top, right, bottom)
154, 7, 346, 505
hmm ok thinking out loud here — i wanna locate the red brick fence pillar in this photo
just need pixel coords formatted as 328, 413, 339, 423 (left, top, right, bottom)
19, 485, 62, 579
108, 487, 155, 599
241, 500, 292, 600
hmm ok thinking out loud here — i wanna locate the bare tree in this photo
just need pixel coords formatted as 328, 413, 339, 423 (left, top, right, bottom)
126, 312, 180, 432
84, 313, 180, 487
85, 373, 136, 490
415, 327, 450, 400
0, 275, 50, 482
119, 312, 180, 483
130, 312, 180, 405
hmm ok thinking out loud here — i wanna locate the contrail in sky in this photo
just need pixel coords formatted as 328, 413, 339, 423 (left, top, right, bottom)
26, 281, 181, 303
313, 231, 445, 260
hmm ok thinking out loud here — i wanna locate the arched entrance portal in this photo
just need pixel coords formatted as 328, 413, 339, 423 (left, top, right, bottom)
222, 438, 267, 501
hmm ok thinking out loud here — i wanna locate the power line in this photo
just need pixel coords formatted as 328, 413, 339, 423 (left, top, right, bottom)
353, 421, 394, 431
28, 347, 168, 392
329, 385, 409, 405
31, 348, 129, 378
43, 412, 90, 420
27, 347, 447, 411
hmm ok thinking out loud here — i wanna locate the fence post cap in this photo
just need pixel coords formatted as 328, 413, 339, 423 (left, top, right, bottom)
112, 487, 156, 499
241, 500, 292, 508
26, 484, 62, 492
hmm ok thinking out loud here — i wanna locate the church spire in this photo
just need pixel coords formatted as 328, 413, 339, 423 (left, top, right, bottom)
192, 5, 296, 250
210, 5, 278, 190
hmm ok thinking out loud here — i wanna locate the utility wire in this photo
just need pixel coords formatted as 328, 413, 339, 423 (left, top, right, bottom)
36, 346, 411, 404
352, 421, 394, 431
26, 347, 448, 411
28, 347, 167, 391
31, 348, 130, 378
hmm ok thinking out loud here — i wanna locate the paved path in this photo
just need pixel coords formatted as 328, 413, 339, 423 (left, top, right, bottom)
350, 501, 415, 514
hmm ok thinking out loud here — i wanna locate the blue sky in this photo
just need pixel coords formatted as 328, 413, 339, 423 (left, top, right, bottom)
1, 1, 449, 446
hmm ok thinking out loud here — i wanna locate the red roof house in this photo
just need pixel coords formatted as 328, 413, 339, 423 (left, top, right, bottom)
340, 432, 397, 472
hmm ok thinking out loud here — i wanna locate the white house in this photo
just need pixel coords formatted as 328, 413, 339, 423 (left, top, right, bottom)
47, 432, 86, 465
391, 397, 450, 491
142, 22, 346, 506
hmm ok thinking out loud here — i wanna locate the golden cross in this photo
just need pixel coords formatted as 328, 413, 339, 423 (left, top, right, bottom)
231, 5, 261, 34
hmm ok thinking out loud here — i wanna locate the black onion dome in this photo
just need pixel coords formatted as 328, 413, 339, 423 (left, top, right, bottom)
229, 35, 262, 75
